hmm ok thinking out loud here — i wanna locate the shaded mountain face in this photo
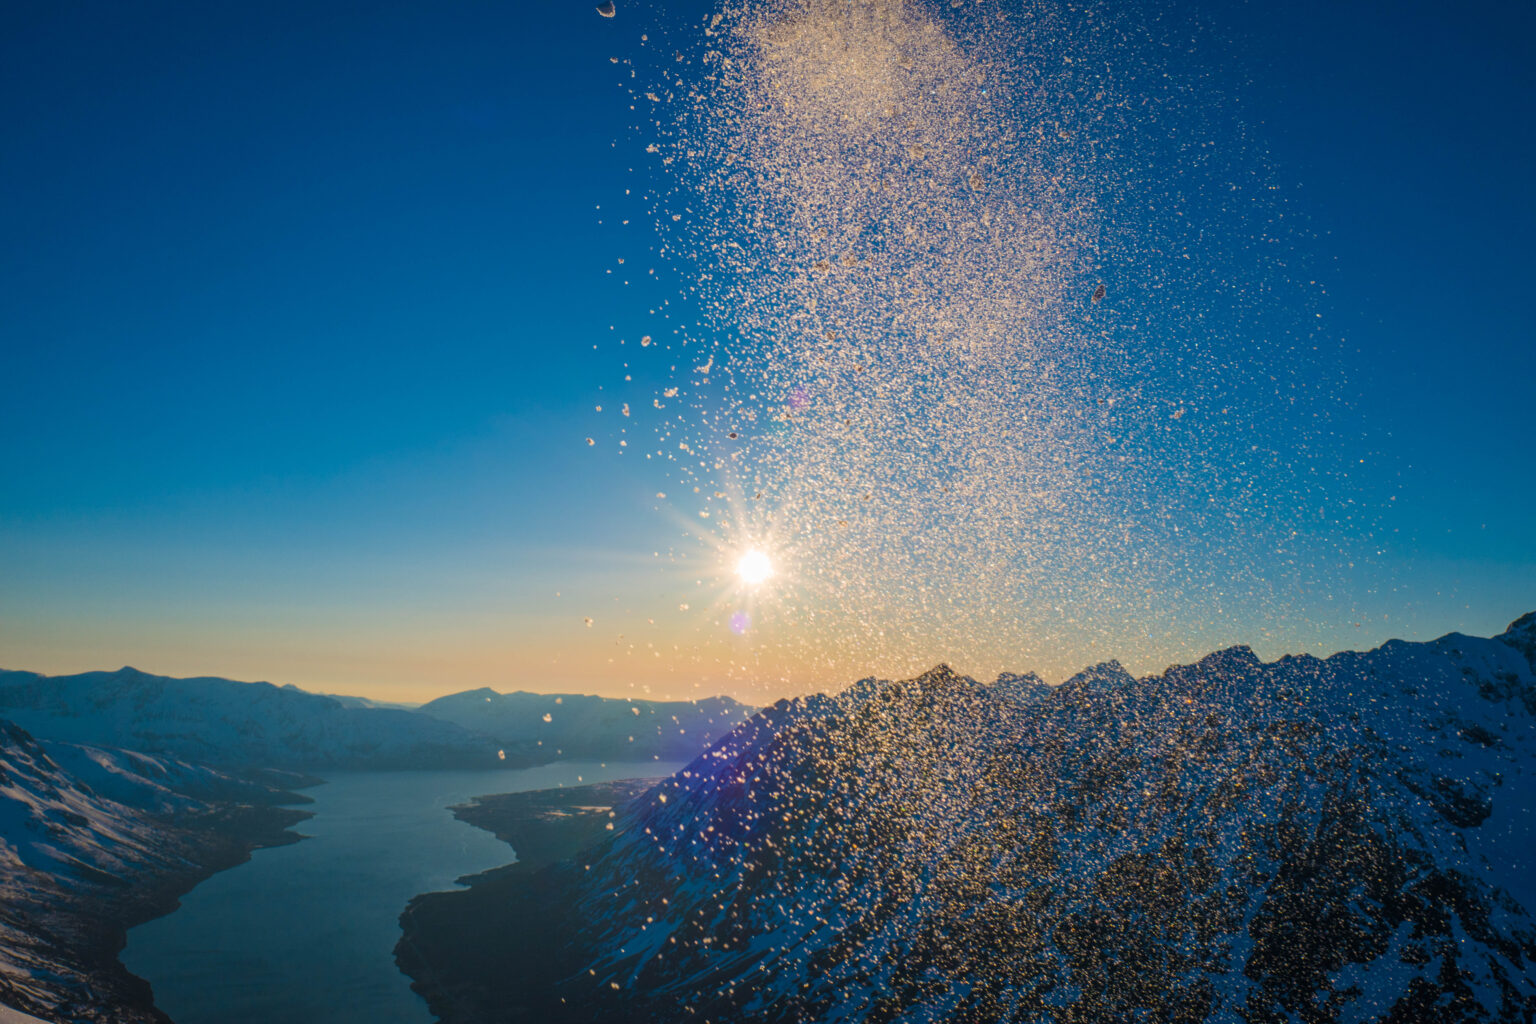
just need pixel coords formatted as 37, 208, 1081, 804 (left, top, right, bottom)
416, 689, 755, 762
412, 616, 1536, 1024
0, 719, 308, 1022
0, 667, 503, 771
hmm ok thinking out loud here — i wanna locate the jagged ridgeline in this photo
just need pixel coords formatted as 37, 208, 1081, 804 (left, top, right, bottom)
401, 615, 1536, 1023
621, 0, 1353, 667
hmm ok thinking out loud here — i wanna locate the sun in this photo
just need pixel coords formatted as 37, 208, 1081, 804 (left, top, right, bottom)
736, 549, 774, 586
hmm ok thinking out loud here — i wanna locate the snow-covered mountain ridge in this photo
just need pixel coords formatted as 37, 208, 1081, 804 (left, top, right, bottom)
0, 668, 755, 771
0, 666, 506, 771
402, 614, 1536, 1024
0, 719, 308, 1022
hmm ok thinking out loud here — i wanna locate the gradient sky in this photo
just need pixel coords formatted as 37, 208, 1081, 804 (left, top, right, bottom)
2, 0, 1532, 704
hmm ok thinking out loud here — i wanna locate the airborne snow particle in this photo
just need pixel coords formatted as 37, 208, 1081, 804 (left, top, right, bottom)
617, 0, 1356, 676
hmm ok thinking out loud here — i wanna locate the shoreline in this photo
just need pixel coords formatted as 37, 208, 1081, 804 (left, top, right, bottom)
395, 778, 663, 1024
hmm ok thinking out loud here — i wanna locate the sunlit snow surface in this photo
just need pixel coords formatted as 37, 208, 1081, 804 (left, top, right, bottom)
592, 0, 1371, 684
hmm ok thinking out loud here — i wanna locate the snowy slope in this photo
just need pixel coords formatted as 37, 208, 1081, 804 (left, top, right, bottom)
0, 718, 308, 1022
0, 1006, 49, 1024
416, 688, 755, 761
419, 614, 1536, 1023
0, 667, 503, 770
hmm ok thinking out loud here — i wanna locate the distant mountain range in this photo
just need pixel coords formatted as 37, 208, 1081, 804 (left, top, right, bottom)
278, 684, 420, 711
415, 688, 753, 762
0, 667, 504, 771
401, 614, 1536, 1023
0, 720, 307, 1023
0, 668, 751, 773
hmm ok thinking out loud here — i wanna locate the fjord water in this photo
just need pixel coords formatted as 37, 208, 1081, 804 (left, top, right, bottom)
123, 761, 678, 1024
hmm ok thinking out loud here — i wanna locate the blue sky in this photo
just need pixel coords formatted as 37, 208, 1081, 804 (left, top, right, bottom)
1, 0, 1531, 701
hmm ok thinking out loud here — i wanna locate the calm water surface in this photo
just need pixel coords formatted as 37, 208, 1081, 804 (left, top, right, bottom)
123, 761, 677, 1024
